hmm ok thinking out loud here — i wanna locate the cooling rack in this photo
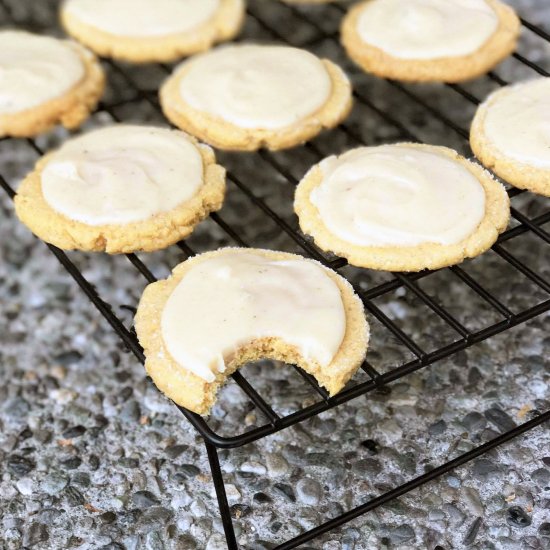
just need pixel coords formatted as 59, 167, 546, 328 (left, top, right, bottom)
1, 1, 549, 548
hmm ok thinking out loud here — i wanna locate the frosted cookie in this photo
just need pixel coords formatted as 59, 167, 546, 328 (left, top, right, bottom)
295, 143, 510, 272
470, 78, 550, 197
0, 30, 104, 138
14, 125, 226, 254
60, 0, 245, 63
341, 0, 520, 82
135, 248, 369, 415
160, 44, 353, 151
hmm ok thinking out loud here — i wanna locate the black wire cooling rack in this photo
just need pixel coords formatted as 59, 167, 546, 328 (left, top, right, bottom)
1, 1, 550, 548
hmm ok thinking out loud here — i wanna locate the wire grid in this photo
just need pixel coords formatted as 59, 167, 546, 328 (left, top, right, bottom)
0, 0, 549, 450
1, 2, 550, 548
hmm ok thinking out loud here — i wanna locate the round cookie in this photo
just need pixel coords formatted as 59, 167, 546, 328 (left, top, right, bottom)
60, 0, 245, 63
160, 43, 353, 151
0, 30, 104, 138
294, 143, 510, 272
135, 247, 369, 415
341, 0, 520, 82
14, 125, 226, 254
470, 78, 550, 197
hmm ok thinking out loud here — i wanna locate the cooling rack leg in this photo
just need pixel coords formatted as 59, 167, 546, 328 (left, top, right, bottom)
205, 441, 239, 550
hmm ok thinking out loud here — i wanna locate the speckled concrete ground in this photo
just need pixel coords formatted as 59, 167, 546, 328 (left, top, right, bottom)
1, 1, 549, 549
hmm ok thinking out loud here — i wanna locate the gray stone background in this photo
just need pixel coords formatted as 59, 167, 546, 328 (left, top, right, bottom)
0, 0, 549, 549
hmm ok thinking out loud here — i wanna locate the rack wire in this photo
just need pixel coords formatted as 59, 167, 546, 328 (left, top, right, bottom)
1, 1, 550, 548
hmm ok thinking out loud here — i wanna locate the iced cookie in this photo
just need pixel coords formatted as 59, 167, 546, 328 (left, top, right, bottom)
14, 125, 226, 254
0, 30, 104, 138
60, 0, 245, 63
341, 0, 520, 82
470, 78, 550, 197
160, 44, 353, 151
135, 248, 369, 415
294, 143, 510, 272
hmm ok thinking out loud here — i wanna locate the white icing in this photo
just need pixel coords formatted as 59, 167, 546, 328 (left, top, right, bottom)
177, 44, 332, 129
356, 0, 498, 60
161, 251, 346, 382
0, 31, 84, 115
482, 78, 550, 169
64, 0, 220, 37
41, 125, 204, 226
310, 145, 486, 247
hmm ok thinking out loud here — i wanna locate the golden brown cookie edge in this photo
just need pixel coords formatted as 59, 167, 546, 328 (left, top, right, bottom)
0, 41, 105, 138
294, 143, 511, 272
340, 0, 521, 83
135, 247, 369, 415
159, 56, 353, 151
60, 0, 246, 63
470, 82, 550, 197
14, 130, 226, 254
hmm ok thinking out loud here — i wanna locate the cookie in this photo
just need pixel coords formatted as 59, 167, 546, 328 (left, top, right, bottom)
135, 248, 369, 415
60, 0, 245, 63
341, 0, 520, 82
0, 30, 104, 138
160, 44, 353, 151
470, 78, 550, 197
294, 143, 510, 272
14, 125, 226, 254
